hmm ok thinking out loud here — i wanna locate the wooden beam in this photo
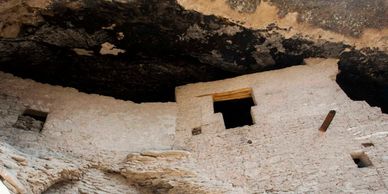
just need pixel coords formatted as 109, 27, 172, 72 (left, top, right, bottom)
197, 88, 252, 102
319, 110, 336, 132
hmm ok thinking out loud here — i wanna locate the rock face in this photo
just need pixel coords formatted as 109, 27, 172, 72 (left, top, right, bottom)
267, 0, 387, 37
0, 1, 386, 105
337, 49, 388, 113
227, 0, 261, 13
224, 0, 387, 37
0, 141, 85, 194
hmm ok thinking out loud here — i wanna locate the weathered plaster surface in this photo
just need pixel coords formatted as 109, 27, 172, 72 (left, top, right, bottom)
0, 72, 178, 193
175, 58, 388, 193
0, 72, 177, 155
0, 58, 387, 193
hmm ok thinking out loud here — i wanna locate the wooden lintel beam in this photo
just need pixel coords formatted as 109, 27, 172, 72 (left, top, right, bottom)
197, 88, 252, 102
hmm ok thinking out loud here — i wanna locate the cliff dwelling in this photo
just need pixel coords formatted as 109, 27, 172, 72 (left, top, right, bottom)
0, 0, 387, 194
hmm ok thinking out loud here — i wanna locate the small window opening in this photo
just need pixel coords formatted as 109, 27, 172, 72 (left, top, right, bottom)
351, 151, 373, 168
362, 143, 374, 147
212, 88, 255, 129
192, 127, 202, 136
13, 109, 48, 132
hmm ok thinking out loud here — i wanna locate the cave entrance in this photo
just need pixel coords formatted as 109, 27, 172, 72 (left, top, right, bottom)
213, 88, 255, 129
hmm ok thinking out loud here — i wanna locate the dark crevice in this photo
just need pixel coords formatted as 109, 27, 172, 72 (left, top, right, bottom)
337, 74, 388, 113
0, 52, 237, 102
336, 49, 388, 113
0, 0, 308, 102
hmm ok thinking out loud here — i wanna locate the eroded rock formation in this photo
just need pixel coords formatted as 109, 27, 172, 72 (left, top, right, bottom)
0, 0, 385, 111
0, 1, 387, 192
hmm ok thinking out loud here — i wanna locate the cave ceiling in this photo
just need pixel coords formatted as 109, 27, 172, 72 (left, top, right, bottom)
0, 0, 386, 112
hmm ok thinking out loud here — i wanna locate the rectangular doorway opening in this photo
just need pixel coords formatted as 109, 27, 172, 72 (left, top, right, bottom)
213, 88, 255, 129
13, 109, 48, 132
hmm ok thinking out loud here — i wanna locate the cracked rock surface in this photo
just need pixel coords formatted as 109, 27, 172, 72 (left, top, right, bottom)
0, 0, 372, 102
0, 0, 385, 109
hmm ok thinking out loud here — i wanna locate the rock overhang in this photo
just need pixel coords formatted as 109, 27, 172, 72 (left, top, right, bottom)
0, 0, 386, 112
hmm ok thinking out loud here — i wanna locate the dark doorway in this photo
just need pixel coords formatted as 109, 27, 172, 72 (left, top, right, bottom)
214, 97, 255, 129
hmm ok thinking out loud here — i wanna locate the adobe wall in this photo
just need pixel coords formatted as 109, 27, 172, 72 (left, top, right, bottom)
0, 58, 387, 193
0, 72, 179, 193
175, 58, 388, 193
0, 72, 177, 157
